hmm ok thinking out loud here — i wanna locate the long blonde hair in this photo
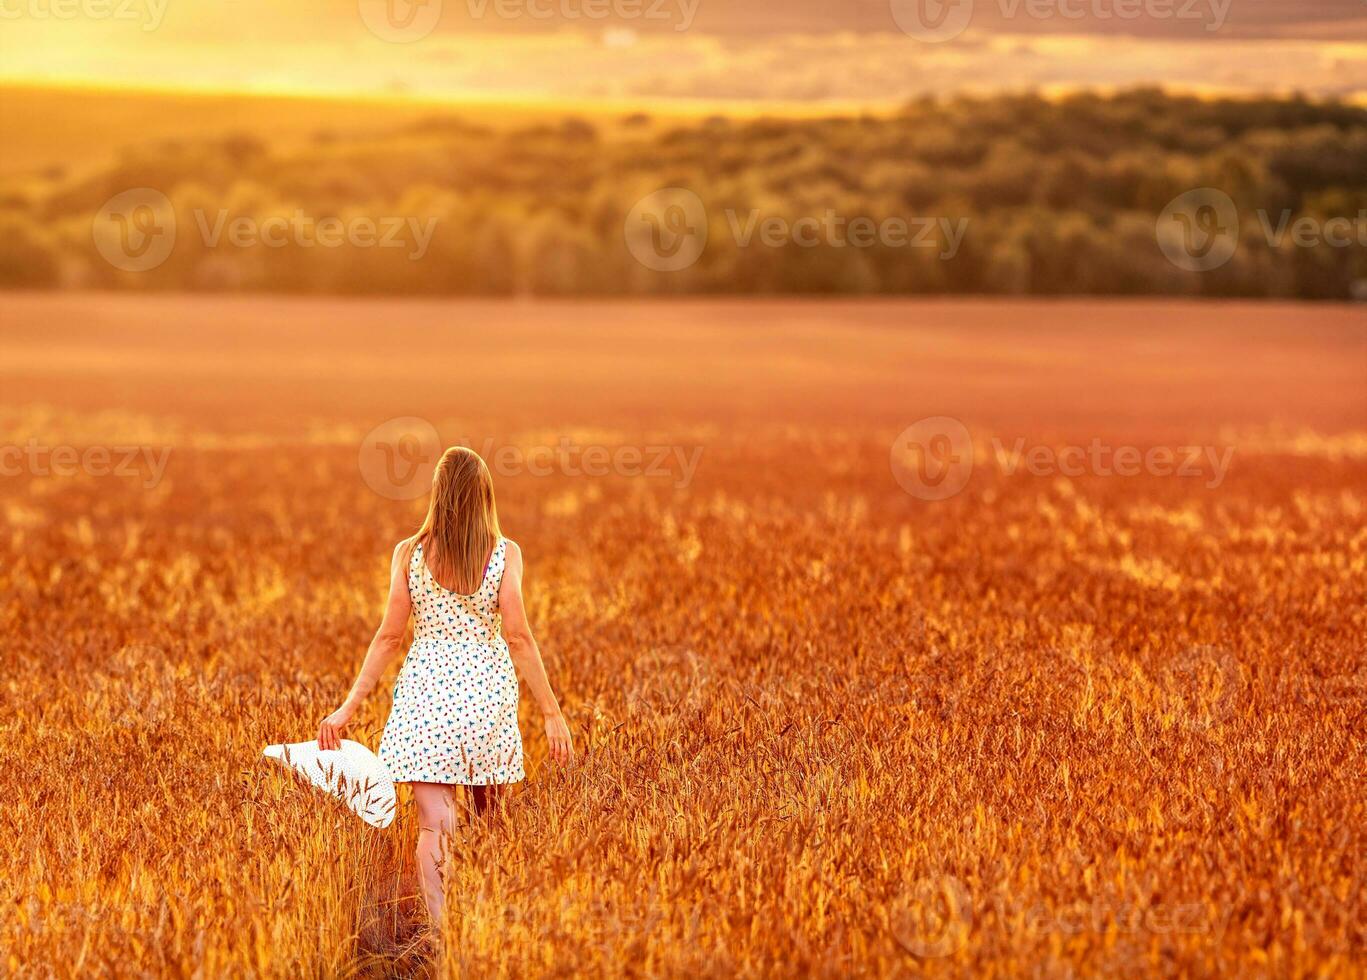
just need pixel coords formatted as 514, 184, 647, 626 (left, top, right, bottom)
410, 446, 501, 594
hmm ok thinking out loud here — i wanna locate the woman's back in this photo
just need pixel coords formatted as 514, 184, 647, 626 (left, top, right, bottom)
408, 537, 507, 649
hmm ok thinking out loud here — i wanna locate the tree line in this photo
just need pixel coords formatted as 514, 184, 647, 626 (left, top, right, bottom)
2, 89, 1364, 298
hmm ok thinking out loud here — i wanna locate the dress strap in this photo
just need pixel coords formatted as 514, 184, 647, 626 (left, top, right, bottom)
488, 537, 508, 594
407, 539, 426, 588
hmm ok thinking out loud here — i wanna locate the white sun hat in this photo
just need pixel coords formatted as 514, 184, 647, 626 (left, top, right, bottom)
262, 739, 396, 829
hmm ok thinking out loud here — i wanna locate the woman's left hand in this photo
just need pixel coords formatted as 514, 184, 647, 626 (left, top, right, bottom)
544, 713, 574, 765
318, 704, 355, 751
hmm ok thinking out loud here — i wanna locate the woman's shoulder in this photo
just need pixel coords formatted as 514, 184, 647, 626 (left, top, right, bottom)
501, 537, 522, 562
392, 536, 420, 565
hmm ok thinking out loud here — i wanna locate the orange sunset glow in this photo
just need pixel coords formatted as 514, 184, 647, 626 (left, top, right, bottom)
2, 0, 1366, 105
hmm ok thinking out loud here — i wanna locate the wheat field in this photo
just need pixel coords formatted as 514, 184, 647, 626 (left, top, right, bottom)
1, 294, 1364, 978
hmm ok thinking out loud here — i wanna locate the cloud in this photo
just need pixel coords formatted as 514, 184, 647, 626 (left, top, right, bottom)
1, 19, 1363, 103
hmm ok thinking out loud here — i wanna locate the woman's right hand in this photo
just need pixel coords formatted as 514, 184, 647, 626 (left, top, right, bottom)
544, 713, 574, 765
318, 703, 356, 751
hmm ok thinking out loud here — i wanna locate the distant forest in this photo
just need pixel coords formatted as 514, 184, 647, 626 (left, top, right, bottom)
3, 89, 1365, 298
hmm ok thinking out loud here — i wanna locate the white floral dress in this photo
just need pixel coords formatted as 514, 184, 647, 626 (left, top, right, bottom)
379, 538, 524, 785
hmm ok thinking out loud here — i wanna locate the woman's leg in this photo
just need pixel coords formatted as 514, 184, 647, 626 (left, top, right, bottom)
411, 782, 458, 923
468, 783, 505, 818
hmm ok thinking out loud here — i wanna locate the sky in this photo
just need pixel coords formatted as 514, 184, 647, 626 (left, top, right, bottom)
1, 0, 1364, 103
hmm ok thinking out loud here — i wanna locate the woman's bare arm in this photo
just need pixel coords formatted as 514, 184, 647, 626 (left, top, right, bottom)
499, 540, 574, 764
318, 541, 412, 750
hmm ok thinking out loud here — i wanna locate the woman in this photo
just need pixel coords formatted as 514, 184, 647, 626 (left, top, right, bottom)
318, 446, 574, 921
